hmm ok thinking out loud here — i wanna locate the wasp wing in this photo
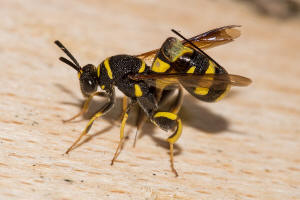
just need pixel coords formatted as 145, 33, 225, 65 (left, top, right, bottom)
129, 73, 251, 90
136, 49, 158, 65
136, 25, 241, 64
182, 25, 241, 50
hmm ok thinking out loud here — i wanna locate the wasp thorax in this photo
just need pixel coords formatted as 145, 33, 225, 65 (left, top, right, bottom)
79, 64, 98, 97
161, 37, 184, 62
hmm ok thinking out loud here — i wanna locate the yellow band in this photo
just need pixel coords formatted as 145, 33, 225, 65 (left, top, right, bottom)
134, 84, 143, 97
187, 66, 196, 74
154, 112, 177, 120
167, 119, 182, 144
194, 87, 209, 95
138, 61, 146, 73
104, 58, 113, 79
152, 58, 170, 73
97, 65, 101, 78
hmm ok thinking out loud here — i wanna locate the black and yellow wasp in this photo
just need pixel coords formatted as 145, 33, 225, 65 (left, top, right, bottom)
54, 25, 251, 176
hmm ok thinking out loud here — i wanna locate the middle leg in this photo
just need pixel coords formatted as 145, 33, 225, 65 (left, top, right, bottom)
111, 99, 136, 165
65, 89, 115, 154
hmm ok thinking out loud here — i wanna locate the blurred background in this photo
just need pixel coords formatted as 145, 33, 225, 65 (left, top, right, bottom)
0, 0, 299, 199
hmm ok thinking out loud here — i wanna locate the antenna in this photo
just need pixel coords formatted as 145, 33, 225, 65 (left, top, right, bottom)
54, 40, 81, 72
59, 57, 81, 72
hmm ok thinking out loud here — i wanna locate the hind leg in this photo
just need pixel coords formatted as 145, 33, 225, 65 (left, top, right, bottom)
137, 90, 183, 176
151, 112, 182, 177
133, 87, 183, 147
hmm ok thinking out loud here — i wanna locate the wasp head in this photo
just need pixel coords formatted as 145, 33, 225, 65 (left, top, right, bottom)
78, 64, 98, 97
54, 40, 98, 97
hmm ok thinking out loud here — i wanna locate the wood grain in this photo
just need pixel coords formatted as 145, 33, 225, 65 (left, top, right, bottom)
0, 0, 299, 199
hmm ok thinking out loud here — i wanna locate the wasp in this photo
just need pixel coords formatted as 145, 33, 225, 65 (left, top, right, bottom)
54, 25, 251, 176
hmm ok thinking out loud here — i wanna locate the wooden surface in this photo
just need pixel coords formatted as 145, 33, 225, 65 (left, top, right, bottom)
0, 0, 299, 199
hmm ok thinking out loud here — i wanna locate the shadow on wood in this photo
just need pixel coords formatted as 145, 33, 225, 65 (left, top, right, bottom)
54, 83, 238, 156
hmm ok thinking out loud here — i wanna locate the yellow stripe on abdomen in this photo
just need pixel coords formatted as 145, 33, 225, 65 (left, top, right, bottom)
187, 66, 196, 74
193, 60, 216, 96
194, 87, 209, 95
206, 60, 216, 74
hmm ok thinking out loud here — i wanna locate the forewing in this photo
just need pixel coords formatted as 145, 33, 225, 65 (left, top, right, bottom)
136, 49, 157, 65
130, 73, 251, 90
183, 25, 241, 50
136, 25, 241, 64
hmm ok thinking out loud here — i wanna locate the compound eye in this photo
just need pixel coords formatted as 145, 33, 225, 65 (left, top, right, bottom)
85, 78, 96, 91
81, 76, 96, 94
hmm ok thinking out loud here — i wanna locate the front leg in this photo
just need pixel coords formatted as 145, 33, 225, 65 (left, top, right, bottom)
65, 89, 115, 154
63, 91, 108, 123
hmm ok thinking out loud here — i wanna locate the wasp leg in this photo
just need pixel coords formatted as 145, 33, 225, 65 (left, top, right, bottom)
133, 88, 179, 148
133, 107, 147, 147
136, 92, 183, 176
119, 96, 127, 121
111, 99, 136, 165
157, 88, 183, 176
65, 90, 115, 154
63, 92, 108, 123
151, 112, 182, 177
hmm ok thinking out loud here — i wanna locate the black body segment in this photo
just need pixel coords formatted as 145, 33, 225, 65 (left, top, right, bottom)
98, 55, 151, 98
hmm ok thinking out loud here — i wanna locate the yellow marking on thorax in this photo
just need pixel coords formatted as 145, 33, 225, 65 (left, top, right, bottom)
138, 61, 146, 73
104, 58, 113, 79
101, 85, 105, 89
170, 46, 193, 62
152, 58, 170, 73
97, 64, 101, 78
187, 66, 196, 74
134, 84, 143, 97
154, 112, 177, 120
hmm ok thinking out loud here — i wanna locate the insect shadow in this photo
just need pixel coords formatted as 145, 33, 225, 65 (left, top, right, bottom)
56, 83, 231, 156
